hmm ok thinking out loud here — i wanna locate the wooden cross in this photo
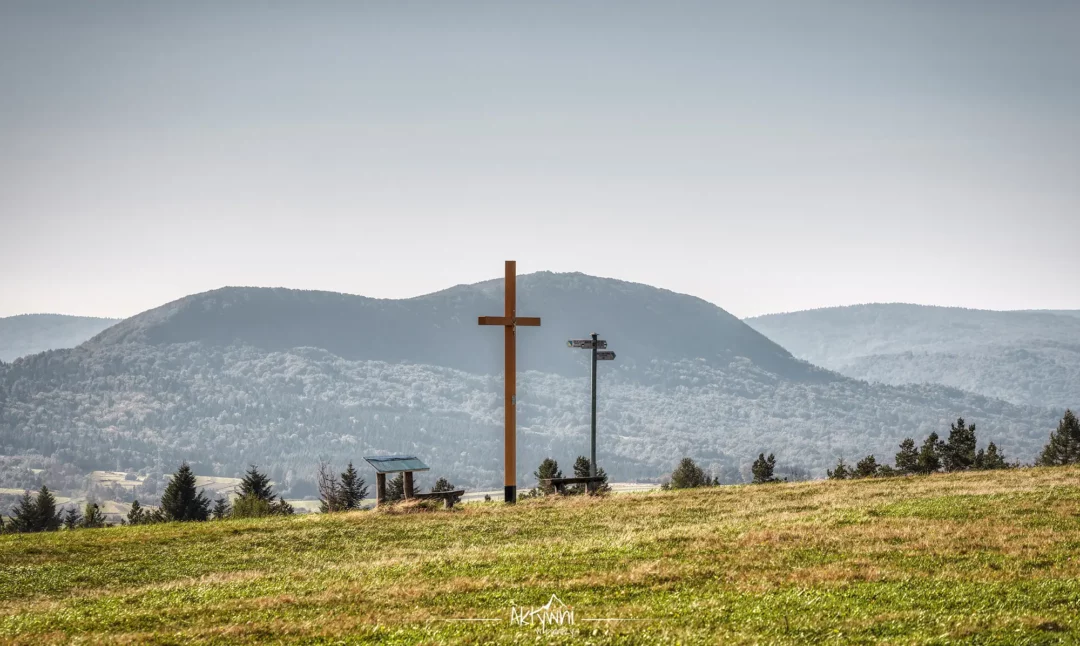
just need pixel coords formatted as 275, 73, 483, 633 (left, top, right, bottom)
478, 260, 541, 503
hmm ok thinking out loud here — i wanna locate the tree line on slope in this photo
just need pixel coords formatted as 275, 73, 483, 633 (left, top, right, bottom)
4, 410, 1079, 533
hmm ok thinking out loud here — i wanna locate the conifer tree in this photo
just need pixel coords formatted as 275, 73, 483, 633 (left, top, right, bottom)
238, 465, 275, 501
63, 506, 81, 530
573, 456, 611, 493
827, 458, 851, 480
942, 417, 978, 472
671, 457, 709, 488
160, 462, 211, 521
916, 433, 943, 474
751, 453, 778, 484
854, 455, 880, 479
894, 438, 919, 474
431, 477, 454, 493
974, 442, 1009, 470
34, 486, 61, 532
211, 498, 230, 520
385, 473, 405, 503
80, 503, 106, 529
339, 462, 367, 510
127, 500, 146, 525
533, 458, 563, 494
9, 491, 37, 532
1038, 410, 1080, 466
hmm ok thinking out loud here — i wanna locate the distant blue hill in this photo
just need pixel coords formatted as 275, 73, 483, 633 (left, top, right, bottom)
746, 304, 1080, 408
0, 314, 119, 362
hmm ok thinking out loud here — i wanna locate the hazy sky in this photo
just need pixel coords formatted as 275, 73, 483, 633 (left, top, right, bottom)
2, 1, 1078, 319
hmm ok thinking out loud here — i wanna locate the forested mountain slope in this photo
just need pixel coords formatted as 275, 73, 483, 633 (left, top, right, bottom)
0, 314, 118, 362
746, 304, 1080, 408
0, 277, 1062, 494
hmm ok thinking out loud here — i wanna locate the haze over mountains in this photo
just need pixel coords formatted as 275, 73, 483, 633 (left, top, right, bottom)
746, 304, 1080, 408
0, 275, 1067, 496
0, 314, 118, 362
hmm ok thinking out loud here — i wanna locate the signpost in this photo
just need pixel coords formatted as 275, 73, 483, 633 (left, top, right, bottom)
567, 333, 617, 477
478, 261, 541, 503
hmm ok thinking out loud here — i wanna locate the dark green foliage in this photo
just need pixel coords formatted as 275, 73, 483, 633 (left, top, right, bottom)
339, 462, 366, 510
211, 498, 230, 520
431, 477, 454, 493
385, 473, 404, 503
9, 487, 62, 533
8, 492, 35, 532
975, 442, 1009, 470
942, 417, 978, 472
80, 503, 107, 529
854, 455, 880, 479
827, 458, 851, 480
917, 433, 943, 474
160, 462, 211, 522
238, 465, 274, 501
63, 506, 80, 531
895, 438, 919, 474
127, 500, 147, 525
671, 457, 709, 489
233, 464, 291, 517
573, 456, 611, 493
533, 458, 562, 495
751, 453, 778, 484
1038, 409, 1080, 466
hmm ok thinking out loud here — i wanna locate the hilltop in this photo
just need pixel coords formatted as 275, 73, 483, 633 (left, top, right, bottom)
747, 304, 1080, 408
0, 314, 119, 362
2, 466, 1079, 644
0, 275, 1062, 492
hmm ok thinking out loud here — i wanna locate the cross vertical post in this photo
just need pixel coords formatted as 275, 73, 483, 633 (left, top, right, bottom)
478, 260, 541, 503
590, 332, 598, 477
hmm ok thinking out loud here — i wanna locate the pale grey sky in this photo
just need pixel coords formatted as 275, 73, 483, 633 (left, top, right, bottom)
2, 1, 1078, 319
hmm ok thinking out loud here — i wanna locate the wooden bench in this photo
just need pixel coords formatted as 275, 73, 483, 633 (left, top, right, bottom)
541, 476, 607, 495
412, 489, 466, 509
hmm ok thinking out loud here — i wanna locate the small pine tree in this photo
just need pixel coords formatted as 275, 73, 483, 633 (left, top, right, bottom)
34, 486, 62, 532
671, 457, 709, 489
160, 462, 211, 522
533, 458, 563, 495
572, 456, 610, 494
894, 438, 919, 474
385, 473, 405, 503
827, 458, 851, 480
854, 455, 880, 479
942, 417, 978, 472
127, 500, 146, 525
751, 453, 778, 484
271, 497, 294, 516
9, 491, 37, 532
339, 462, 367, 510
63, 506, 81, 530
238, 465, 275, 501
916, 433, 943, 474
1037, 410, 1080, 466
975, 442, 1009, 470
431, 477, 454, 493
211, 497, 230, 520
80, 503, 107, 529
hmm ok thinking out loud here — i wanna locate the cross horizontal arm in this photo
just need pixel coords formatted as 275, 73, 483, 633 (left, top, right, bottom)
478, 316, 508, 326
515, 317, 541, 326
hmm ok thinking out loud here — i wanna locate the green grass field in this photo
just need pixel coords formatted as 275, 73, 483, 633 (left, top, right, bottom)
2, 467, 1079, 645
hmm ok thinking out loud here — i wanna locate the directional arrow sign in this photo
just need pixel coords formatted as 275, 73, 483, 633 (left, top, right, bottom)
568, 339, 608, 349
595, 351, 616, 360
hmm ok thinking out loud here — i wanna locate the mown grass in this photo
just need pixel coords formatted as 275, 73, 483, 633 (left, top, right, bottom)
2, 466, 1079, 644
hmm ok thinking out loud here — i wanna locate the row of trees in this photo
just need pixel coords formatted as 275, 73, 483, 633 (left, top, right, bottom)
524, 456, 611, 497
1, 463, 296, 533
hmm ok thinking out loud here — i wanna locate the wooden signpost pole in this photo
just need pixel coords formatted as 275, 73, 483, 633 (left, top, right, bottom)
479, 261, 541, 503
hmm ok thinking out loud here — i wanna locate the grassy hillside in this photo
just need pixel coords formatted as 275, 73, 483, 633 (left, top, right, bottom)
2, 467, 1079, 644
